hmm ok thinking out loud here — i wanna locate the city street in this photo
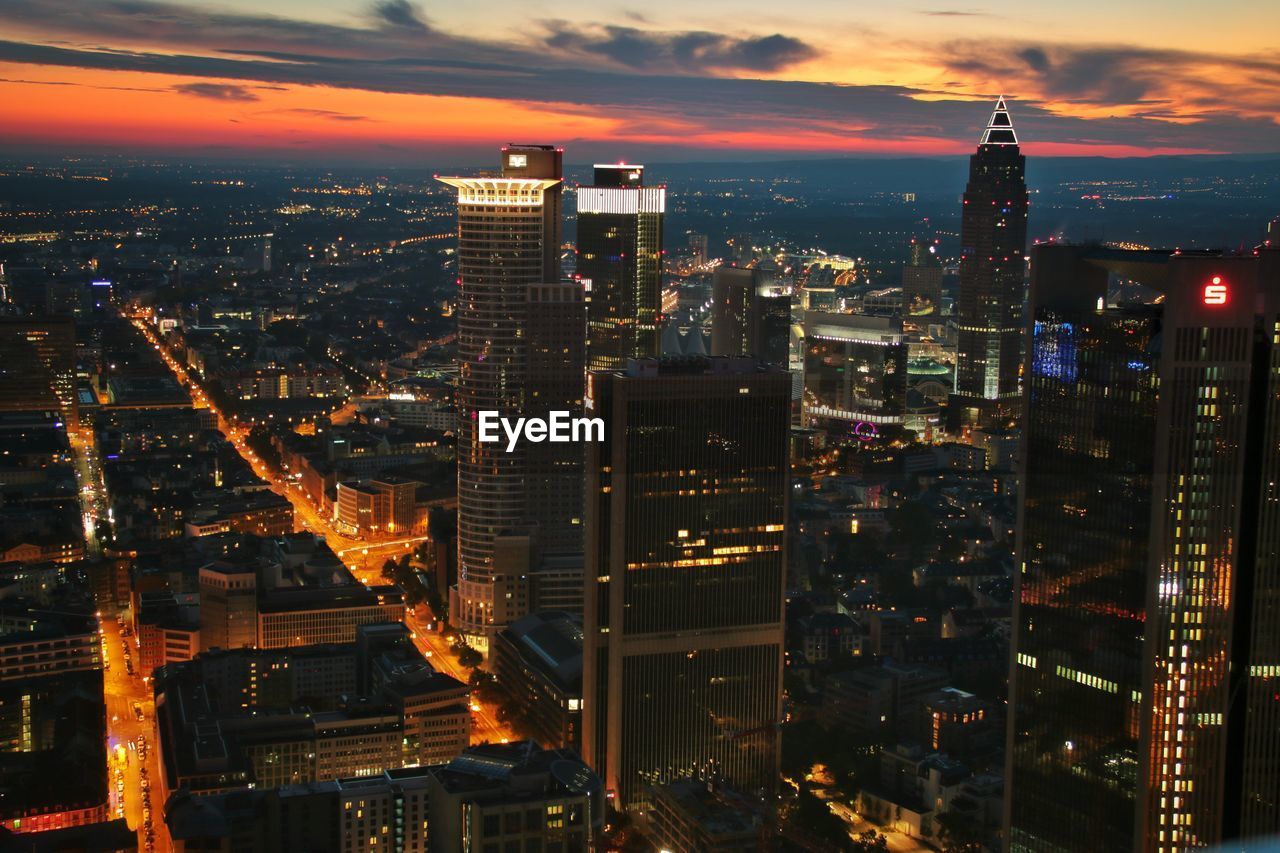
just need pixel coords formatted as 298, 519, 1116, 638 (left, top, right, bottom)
133, 312, 514, 747
405, 608, 515, 745
101, 615, 169, 852
823, 793, 934, 853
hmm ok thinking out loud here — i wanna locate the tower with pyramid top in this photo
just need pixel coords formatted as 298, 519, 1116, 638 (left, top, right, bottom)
951, 96, 1029, 429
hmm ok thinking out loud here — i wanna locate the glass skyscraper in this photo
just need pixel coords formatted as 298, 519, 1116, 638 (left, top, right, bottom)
582, 356, 789, 809
576, 165, 665, 372
709, 265, 792, 368
438, 146, 584, 648
953, 98, 1029, 427
1007, 242, 1280, 852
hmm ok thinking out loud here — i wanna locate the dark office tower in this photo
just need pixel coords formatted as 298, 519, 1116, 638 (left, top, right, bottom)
0, 316, 76, 420
577, 164, 665, 371
438, 145, 565, 648
1006, 243, 1280, 852
952, 97, 1029, 427
526, 279, 587, 555
902, 236, 943, 316
710, 265, 792, 367
582, 357, 789, 810
689, 233, 708, 267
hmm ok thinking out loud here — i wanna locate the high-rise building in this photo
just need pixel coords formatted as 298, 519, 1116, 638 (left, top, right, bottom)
439, 146, 586, 649
801, 312, 908, 435
952, 98, 1028, 427
1006, 243, 1280, 851
526, 279, 587, 556
688, 233, 708, 267
902, 236, 943, 316
0, 317, 76, 420
577, 164, 665, 371
710, 265, 792, 367
583, 357, 789, 809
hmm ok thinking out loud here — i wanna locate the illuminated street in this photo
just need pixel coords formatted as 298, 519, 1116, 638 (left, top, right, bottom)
406, 609, 515, 746
131, 310, 514, 748
824, 796, 932, 853
101, 615, 169, 852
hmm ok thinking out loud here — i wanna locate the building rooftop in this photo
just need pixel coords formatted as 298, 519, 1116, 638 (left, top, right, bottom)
0, 602, 97, 645
619, 355, 786, 378
501, 610, 583, 689
105, 375, 191, 408
652, 778, 763, 838
430, 741, 600, 801
0, 817, 136, 852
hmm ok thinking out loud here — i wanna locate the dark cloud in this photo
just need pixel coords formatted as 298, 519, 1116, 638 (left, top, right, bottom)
543, 24, 817, 72
370, 0, 430, 32
0, 76, 162, 92
173, 82, 259, 101
922, 9, 988, 16
273, 107, 374, 122
0, 0, 1275, 155
0, 36, 899, 123
943, 40, 1280, 110
1017, 47, 1050, 72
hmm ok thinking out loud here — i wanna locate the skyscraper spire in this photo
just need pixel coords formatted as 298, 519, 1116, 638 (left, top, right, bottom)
952, 95, 1028, 428
980, 95, 1018, 145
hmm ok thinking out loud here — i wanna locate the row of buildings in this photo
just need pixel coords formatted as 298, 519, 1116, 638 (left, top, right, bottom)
152, 623, 468, 797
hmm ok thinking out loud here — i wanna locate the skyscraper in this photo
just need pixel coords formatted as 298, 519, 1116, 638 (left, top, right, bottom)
526, 279, 588, 556
582, 357, 789, 809
438, 146, 584, 648
0, 317, 76, 420
577, 164, 665, 371
710, 264, 792, 367
952, 98, 1028, 427
688, 233, 708, 267
902, 235, 943, 316
1006, 242, 1280, 851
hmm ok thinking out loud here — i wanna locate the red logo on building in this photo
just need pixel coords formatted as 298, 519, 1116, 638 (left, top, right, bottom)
1204, 276, 1228, 305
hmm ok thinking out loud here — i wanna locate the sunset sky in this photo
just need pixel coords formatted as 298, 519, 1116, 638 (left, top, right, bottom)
1, 0, 1278, 164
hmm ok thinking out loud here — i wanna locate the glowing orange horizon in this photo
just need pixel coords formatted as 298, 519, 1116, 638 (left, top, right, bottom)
0, 60, 1238, 161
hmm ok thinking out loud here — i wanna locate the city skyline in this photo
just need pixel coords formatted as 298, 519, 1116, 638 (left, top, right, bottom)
0, 0, 1278, 162
4, 5, 1280, 844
